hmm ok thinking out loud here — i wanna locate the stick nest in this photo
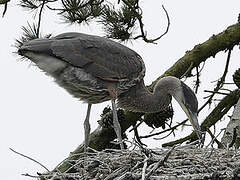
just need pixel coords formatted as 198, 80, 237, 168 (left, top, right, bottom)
37, 145, 240, 180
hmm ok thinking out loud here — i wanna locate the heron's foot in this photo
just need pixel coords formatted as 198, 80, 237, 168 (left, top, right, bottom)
113, 125, 124, 150
110, 140, 126, 149
111, 100, 124, 150
197, 130, 206, 147
84, 124, 90, 152
84, 142, 89, 152
112, 115, 124, 150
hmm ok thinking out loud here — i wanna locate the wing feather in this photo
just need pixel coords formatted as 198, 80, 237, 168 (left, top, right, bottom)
20, 32, 145, 81
50, 32, 144, 80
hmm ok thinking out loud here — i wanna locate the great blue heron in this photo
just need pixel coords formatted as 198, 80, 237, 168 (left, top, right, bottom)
18, 32, 202, 150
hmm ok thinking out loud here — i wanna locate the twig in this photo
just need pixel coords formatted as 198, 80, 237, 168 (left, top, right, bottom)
141, 155, 149, 180
133, 127, 147, 146
37, 0, 46, 37
153, 129, 174, 140
146, 5, 170, 42
117, 172, 133, 180
221, 88, 233, 92
2, 0, 9, 17
146, 146, 175, 179
194, 62, 206, 93
22, 173, 39, 178
195, 65, 200, 93
204, 90, 229, 96
9, 148, 50, 172
133, 4, 170, 43
198, 48, 232, 113
104, 166, 127, 180
206, 129, 225, 149
180, 62, 194, 79
132, 161, 143, 171
140, 119, 188, 139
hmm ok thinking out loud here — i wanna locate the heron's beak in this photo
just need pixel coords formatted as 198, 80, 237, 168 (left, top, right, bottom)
183, 107, 202, 141
173, 95, 202, 141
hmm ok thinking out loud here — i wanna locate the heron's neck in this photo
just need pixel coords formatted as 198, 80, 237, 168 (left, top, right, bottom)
117, 81, 171, 113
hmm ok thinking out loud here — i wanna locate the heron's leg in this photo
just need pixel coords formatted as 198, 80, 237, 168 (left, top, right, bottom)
84, 104, 92, 152
111, 99, 124, 150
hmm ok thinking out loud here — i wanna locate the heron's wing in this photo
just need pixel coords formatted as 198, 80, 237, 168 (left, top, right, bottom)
22, 32, 145, 81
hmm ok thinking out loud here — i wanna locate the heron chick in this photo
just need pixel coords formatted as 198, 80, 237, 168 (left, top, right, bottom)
18, 32, 202, 150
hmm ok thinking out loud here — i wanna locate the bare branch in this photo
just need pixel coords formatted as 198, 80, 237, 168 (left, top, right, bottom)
0, 0, 10, 17
206, 128, 225, 148
133, 5, 170, 43
140, 119, 188, 139
10, 148, 50, 172
147, 5, 170, 42
198, 48, 232, 112
37, 0, 46, 37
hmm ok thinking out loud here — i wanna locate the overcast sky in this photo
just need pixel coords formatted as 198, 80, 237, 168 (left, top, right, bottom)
1, 1, 240, 179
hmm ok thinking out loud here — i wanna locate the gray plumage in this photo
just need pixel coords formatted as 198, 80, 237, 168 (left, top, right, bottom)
18, 32, 202, 150
19, 32, 145, 104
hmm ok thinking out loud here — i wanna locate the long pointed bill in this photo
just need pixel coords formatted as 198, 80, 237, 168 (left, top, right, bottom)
184, 108, 202, 141
174, 97, 202, 142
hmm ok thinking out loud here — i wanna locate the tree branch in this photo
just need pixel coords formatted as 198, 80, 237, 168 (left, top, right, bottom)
10, 148, 50, 172
133, 5, 170, 43
0, 0, 10, 17
37, 0, 46, 37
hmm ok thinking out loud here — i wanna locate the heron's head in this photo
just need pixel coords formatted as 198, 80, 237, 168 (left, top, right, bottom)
155, 76, 202, 141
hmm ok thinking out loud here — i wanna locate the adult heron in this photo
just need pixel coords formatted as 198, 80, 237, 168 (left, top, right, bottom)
18, 32, 202, 150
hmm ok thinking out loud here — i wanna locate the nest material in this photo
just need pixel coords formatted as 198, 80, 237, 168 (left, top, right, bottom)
38, 146, 240, 180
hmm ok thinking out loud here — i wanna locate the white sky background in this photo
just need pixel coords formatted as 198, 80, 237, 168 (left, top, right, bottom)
1, 0, 240, 179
